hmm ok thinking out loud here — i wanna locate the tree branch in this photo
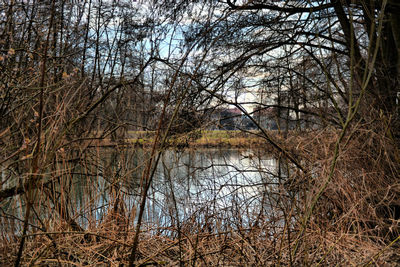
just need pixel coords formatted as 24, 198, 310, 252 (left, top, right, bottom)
226, 0, 335, 14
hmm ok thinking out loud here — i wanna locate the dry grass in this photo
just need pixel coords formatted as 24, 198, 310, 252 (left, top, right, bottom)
289, 125, 400, 234
1, 211, 398, 266
97, 130, 268, 148
1, 125, 400, 266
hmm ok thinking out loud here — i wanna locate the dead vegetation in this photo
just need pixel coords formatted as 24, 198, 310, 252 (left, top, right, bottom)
1, 124, 399, 266
1, 1, 400, 266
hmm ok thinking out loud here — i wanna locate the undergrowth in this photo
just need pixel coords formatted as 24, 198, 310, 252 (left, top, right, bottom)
1, 125, 399, 266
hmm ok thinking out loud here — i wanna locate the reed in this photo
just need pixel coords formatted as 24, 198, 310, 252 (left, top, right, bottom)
1, 124, 399, 266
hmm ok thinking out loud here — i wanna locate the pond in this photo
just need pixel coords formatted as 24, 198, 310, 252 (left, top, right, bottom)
70, 148, 288, 229
0, 148, 289, 233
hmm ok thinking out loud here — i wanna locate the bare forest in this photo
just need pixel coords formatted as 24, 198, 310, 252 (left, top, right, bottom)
1, 0, 400, 266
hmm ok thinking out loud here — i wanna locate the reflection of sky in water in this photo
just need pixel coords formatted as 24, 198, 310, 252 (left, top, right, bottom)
143, 149, 282, 226
0, 149, 284, 230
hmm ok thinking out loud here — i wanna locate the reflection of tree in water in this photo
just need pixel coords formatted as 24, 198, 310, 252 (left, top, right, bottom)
143, 149, 287, 229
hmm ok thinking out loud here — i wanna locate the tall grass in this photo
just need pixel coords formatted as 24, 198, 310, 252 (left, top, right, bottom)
1, 1, 399, 264
1, 124, 399, 265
